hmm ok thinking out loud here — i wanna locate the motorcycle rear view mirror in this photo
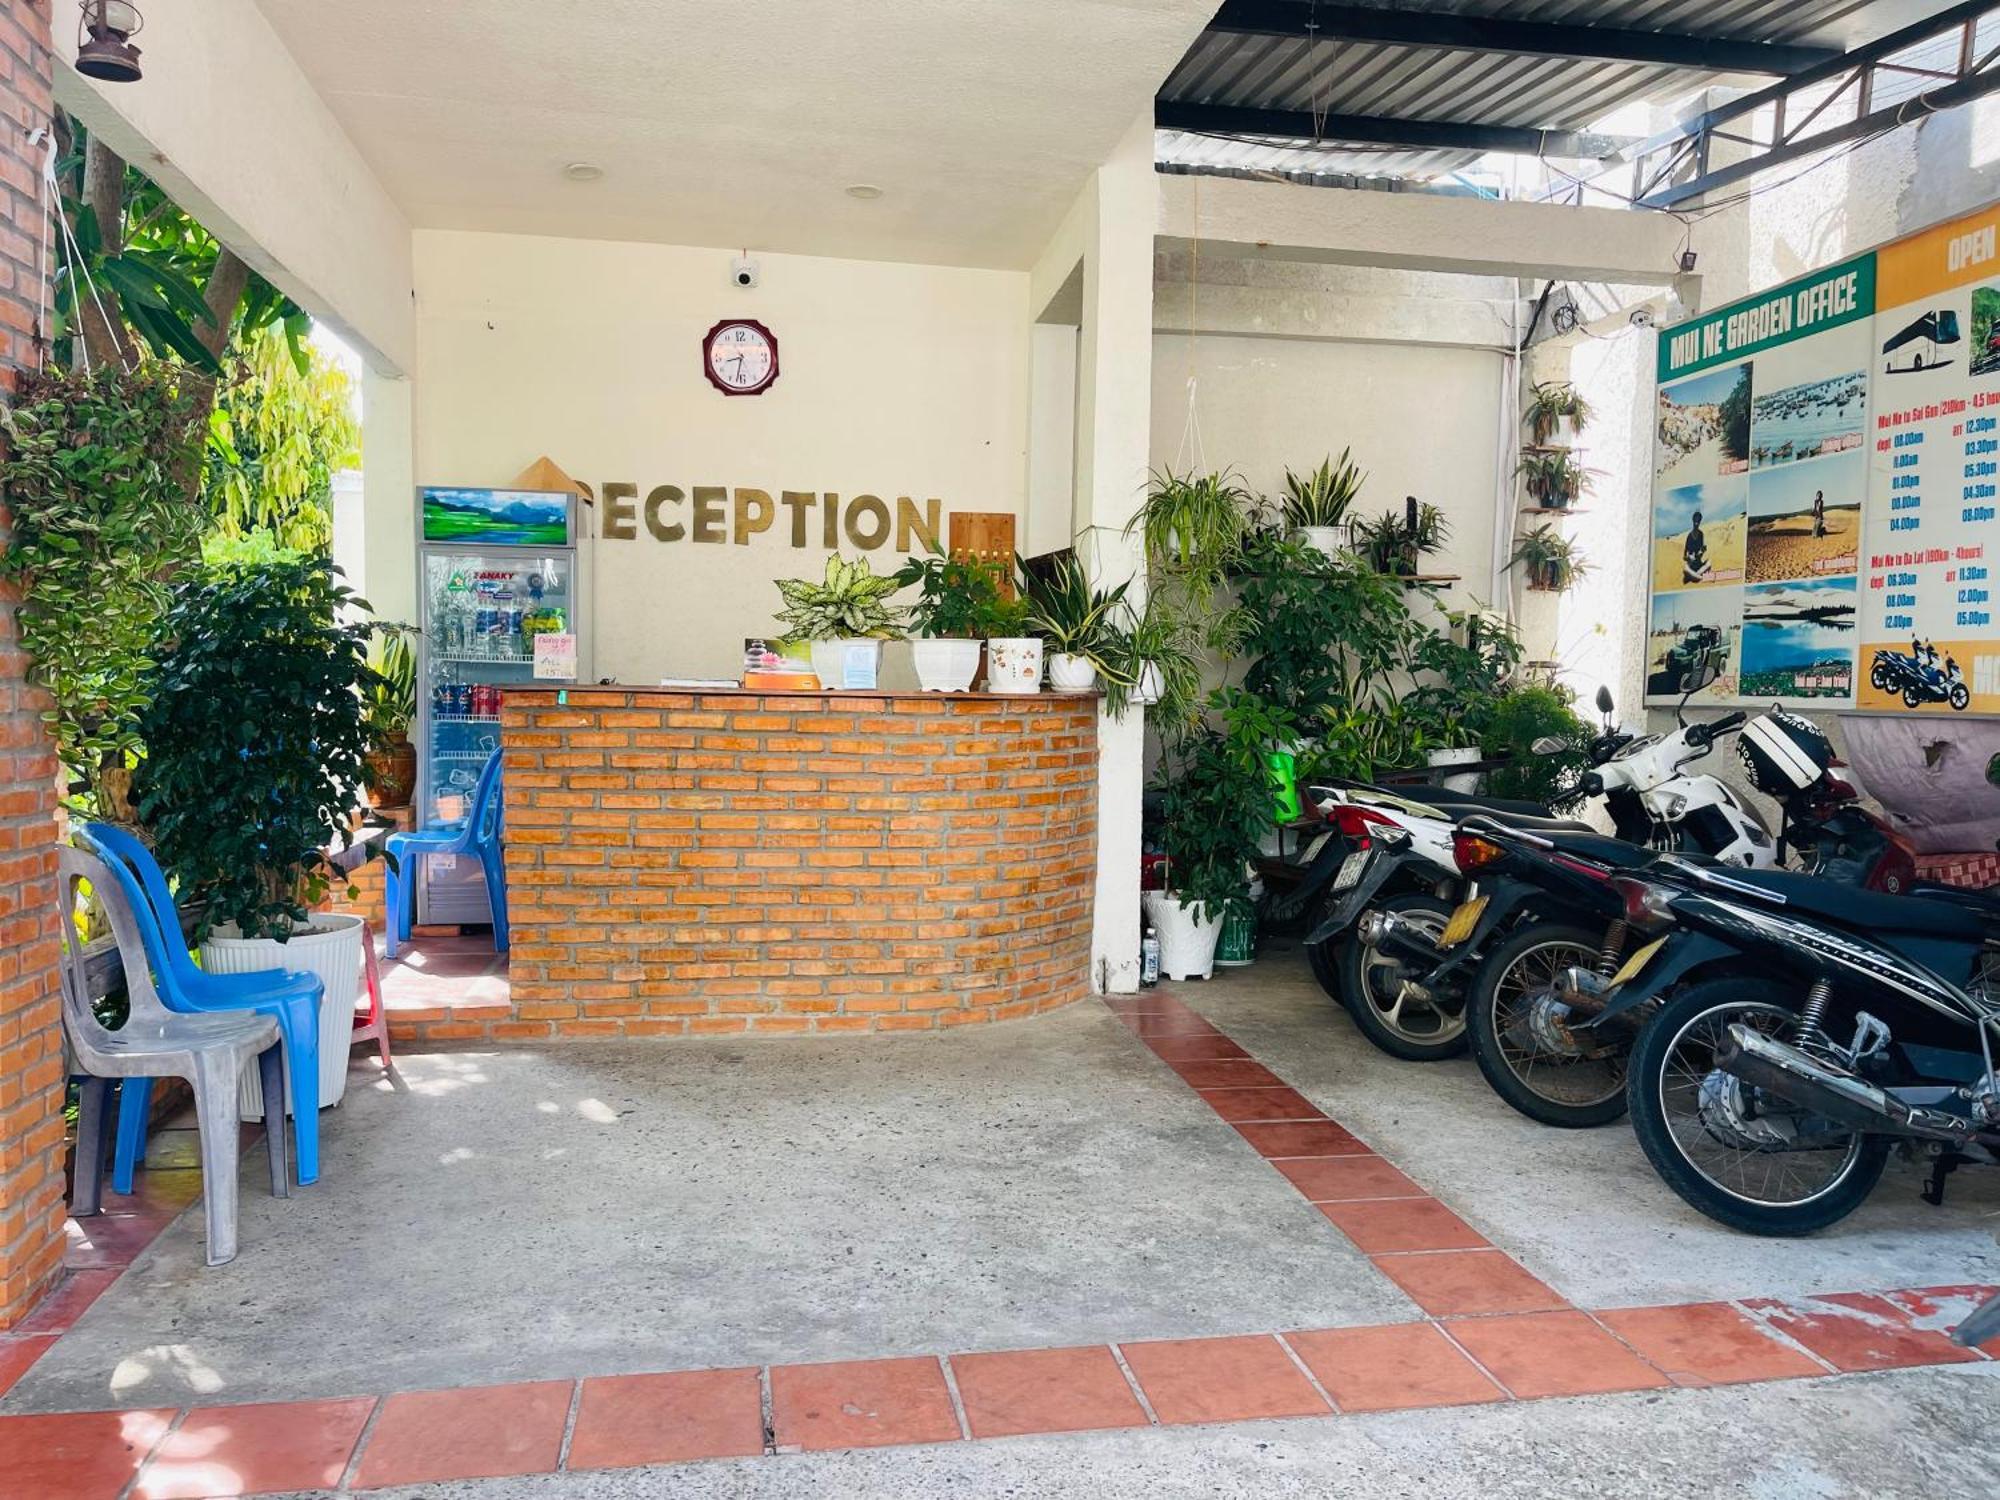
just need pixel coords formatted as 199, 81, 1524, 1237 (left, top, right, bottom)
1674, 655, 1722, 724
1594, 684, 1614, 722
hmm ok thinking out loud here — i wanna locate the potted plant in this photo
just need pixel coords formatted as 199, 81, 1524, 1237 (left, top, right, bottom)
361, 631, 418, 809
1404, 608, 1523, 791
983, 587, 1042, 694
1278, 449, 1365, 557
772, 554, 907, 688
1129, 468, 1252, 582
892, 542, 1010, 692
1353, 497, 1450, 577
1507, 523, 1592, 593
1113, 595, 1201, 724
133, 554, 377, 1114
1517, 449, 1595, 510
1526, 381, 1592, 446
1024, 552, 1134, 695
1480, 683, 1591, 811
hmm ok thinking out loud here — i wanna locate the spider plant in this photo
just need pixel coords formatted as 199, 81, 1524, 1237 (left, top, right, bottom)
1279, 449, 1366, 530
1506, 523, 1591, 593
1517, 449, 1595, 509
1525, 382, 1592, 445
1111, 593, 1203, 726
1128, 468, 1253, 580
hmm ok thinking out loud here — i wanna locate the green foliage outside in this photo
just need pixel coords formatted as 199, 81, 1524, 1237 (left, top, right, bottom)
1480, 685, 1592, 812
1717, 367, 1752, 465
203, 325, 360, 554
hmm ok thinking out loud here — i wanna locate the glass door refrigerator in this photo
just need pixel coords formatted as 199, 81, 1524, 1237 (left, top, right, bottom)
414, 487, 584, 927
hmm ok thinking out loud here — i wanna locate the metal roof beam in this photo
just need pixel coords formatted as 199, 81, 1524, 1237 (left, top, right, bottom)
1154, 100, 1631, 158
1204, 0, 1842, 76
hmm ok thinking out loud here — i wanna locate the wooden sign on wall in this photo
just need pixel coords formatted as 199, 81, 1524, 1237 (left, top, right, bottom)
949, 512, 1017, 592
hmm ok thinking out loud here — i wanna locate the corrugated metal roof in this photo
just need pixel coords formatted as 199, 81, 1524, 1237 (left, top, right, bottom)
1157, 0, 1959, 186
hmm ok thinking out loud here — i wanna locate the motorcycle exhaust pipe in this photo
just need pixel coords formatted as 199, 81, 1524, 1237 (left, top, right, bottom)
1357, 909, 1447, 970
1717, 1025, 1977, 1144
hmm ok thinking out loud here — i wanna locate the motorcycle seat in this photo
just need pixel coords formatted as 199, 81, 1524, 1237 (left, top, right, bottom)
1397, 786, 1553, 819
1535, 827, 1662, 869
1725, 868, 1988, 939
1465, 811, 1598, 836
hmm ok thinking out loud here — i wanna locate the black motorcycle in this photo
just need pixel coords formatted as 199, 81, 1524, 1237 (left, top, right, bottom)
1596, 859, 2000, 1235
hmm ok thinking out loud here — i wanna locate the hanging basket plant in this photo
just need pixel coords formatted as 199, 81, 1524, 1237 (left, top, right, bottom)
1516, 449, 1596, 510
1506, 523, 1591, 594
1525, 382, 1592, 445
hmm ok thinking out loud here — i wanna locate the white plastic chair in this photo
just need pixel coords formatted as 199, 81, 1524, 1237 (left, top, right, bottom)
59, 844, 289, 1266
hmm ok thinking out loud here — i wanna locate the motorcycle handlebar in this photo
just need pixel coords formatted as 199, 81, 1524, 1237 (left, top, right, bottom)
1686, 711, 1747, 746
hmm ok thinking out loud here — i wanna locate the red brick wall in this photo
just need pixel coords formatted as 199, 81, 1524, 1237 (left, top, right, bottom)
0, 0, 64, 1330
486, 689, 1098, 1038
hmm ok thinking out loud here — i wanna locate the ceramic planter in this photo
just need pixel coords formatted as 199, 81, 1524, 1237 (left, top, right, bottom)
364, 733, 417, 809
1133, 663, 1164, 706
1142, 890, 1223, 981
911, 638, 982, 692
1290, 526, 1345, 559
986, 637, 1044, 694
1426, 745, 1482, 794
201, 913, 364, 1116
809, 638, 885, 690
1048, 652, 1098, 693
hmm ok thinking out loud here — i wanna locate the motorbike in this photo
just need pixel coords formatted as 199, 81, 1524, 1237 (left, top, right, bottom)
1870, 645, 1970, 712
1589, 855, 2000, 1236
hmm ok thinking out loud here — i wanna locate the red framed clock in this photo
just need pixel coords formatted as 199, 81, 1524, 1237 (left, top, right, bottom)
702, 318, 779, 396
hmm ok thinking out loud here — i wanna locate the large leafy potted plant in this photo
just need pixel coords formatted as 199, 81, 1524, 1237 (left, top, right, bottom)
892, 542, 1010, 692
772, 554, 906, 689
134, 554, 378, 1112
1024, 552, 1134, 695
1278, 449, 1365, 557
362, 632, 418, 808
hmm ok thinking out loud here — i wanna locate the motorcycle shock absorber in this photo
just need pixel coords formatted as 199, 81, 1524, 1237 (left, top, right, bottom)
1793, 977, 1835, 1057
1594, 919, 1629, 978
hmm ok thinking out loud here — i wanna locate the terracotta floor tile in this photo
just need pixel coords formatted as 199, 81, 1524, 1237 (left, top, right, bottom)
1168, 1058, 1289, 1090
1197, 1086, 1325, 1123
950, 1346, 1148, 1439
1145, 1035, 1250, 1062
1742, 1293, 1981, 1372
1444, 1312, 1671, 1399
1597, 1304, 1824, 1387
1118, 1335, 1330, 1425
1275, 1155, 1422, 1203
0, 1335, 58, 1399
769, 1356, 961, 1452
134, 1397, 374, 1499
1317, 1198, 1488, 1254
1881, 1284, 2000, 1334
1231, 1120, 1370, 1158
1370, 1250, 1567, 1317
568, 1368, 764, 1470
0, 1408, 176, 1500
351, 1380, 569, 1488
1118, 1012, 1224, 1040
14, 1268, 121, 1332
65, 1211, 181, 1270
1286, 1323, 1505, 1412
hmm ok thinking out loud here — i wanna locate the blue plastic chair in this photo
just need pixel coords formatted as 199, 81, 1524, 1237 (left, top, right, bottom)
79, 824, 325, 1189
384, 748, 507, 959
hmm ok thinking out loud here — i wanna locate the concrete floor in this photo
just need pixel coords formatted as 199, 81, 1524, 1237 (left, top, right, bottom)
6, 1001, 1416, 1414
1190, 940, 2000, 1307
272, 1364, 2000, 1499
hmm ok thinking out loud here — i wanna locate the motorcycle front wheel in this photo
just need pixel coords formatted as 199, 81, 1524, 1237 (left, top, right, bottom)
1335, 890, 1468, 1061
1627, 979, 1889, 1236
1869, 662, 1888, 691
1468, 922, 1626, 1126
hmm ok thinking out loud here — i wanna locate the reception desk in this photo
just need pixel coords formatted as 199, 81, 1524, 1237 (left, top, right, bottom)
491, 687, 1099, 1037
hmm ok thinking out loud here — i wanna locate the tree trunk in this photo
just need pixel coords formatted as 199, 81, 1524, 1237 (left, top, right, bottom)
75, 135, 134, 370
199, 249, 250, 359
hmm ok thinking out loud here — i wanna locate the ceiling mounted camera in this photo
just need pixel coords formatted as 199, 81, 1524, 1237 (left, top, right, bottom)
731, 256, 760, 289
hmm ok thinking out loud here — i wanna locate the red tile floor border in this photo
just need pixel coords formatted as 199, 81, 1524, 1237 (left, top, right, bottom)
1, 986, 1989, 1497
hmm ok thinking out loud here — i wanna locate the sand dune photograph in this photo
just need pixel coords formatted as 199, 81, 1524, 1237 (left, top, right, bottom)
1746, 451, 1862, 582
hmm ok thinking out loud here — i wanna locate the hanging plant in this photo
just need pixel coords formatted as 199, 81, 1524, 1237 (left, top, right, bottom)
1516, 449, 1596, 509
1525, 382, 1592, 445
1506, 523, 1592, 593
0, 363, 208, 805
1129, 468, 1253, 582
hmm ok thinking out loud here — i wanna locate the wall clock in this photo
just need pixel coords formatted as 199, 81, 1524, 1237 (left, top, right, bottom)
702, 318, 779, 396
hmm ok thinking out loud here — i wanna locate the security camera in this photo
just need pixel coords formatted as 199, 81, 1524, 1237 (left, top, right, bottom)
730, 256, 759, 289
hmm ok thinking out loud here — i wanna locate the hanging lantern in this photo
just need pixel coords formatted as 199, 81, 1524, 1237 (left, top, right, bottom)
76, 0, 143, 84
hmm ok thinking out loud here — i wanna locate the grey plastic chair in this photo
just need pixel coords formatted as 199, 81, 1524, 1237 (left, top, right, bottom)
59, 844, 288, 1266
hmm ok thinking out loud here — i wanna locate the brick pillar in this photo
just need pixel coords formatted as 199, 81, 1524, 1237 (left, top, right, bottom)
0, 0, 65, 1331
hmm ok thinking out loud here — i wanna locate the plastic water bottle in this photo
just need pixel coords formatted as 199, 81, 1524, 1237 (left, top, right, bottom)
1140, 928, 1161, 987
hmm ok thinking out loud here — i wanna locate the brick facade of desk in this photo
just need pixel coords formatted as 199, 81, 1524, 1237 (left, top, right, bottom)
494, 689, 1098, 1037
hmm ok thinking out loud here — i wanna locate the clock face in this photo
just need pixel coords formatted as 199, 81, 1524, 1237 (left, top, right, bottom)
703, 319, 779, 396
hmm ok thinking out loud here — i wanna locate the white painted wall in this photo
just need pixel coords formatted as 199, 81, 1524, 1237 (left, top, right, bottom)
412, 230, 1030, 685
1149, 334, 1504, 601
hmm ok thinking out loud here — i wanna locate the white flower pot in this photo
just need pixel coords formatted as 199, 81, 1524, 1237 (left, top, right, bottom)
1048, 652, 1098, 693
986, 637, 1044, 694
1291, 526, 1345, 559
1143, 890, 1224, 982
1133, 663, 1164, 706
201, 913, 364, 1118
810, 638, 885, 690
911, 637, 981, 692
1426, 745, 1483, 794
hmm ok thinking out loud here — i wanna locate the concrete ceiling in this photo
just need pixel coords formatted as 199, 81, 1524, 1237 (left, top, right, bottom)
250, 0, 1218, 270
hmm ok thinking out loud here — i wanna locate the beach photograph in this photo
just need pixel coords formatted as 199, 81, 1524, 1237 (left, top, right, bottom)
1749, 368, 1867, 467
1655, 363, 1751, 487
1745, 450, 1862, 582
1646, 587, 1741, 701
1740, 577, 1858, 700
1650, 475, 1745, 591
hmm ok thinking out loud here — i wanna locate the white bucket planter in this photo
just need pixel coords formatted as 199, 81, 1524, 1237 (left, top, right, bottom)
809, 638, 885, 690
202, 913, 364, 1119
986, 637, 1044, 695
1426, 745, 1483, 794
1290, 526, 1345, 559
1143, 890, 1224, 981
1133, 663, 1164, 706
911, 638, 981, 692
1048, 652, 1098, 693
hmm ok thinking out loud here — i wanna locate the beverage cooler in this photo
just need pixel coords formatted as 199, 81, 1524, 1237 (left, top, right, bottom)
414, 487, 586, 927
